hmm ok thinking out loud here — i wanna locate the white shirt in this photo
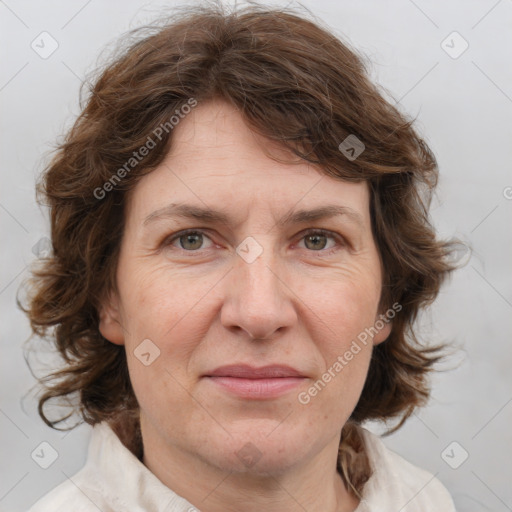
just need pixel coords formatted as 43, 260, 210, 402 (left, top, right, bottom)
28, 422, 456, 511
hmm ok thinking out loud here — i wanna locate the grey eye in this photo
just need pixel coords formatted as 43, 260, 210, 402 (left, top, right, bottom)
303, 233, 329, 251
179, 233, 204, 250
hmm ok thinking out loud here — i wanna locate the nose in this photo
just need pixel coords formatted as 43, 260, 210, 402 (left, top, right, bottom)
220, 243, 298, 340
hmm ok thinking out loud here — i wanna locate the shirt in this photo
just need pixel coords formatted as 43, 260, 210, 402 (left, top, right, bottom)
28, 422, 456, 511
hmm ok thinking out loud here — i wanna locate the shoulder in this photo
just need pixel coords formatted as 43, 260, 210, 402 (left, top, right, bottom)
27, 423, 114, 512
27, 475, 103, 512
27, 421, 195, 512
358, 428, 456, 511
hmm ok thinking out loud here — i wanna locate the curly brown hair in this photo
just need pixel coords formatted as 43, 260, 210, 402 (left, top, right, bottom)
21, 2, 457, 497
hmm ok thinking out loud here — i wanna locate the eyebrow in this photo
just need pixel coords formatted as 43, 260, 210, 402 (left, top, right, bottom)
143, 202, 364, 229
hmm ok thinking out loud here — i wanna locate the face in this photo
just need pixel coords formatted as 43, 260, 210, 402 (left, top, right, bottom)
99, 99, 391, 476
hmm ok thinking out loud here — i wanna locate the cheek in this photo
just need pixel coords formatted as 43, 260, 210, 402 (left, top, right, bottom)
300, 266, 381, 404
303, 266, 382, 342
300, 283, 377, 421
116, 260, 222, 400
116, 258, 210, 339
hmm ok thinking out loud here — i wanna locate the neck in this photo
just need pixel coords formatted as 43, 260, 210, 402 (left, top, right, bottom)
141, 427, 360, 512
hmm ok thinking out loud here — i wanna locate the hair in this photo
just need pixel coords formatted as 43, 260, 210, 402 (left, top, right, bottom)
20, 1, 458, 497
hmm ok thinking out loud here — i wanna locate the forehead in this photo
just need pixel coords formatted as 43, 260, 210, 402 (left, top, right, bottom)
125, 99, 371, 225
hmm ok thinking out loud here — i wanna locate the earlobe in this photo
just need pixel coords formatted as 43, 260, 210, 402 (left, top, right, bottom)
98, 293, 125, 346
372, 315, 392, 346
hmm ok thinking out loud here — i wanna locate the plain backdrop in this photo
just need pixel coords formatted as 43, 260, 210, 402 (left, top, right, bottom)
1, 0, 511, 510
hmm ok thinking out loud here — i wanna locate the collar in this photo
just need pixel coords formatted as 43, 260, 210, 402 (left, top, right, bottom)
79, 421, 453, 511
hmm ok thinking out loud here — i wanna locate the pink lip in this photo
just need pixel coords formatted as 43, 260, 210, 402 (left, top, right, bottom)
204, 364, 307, 399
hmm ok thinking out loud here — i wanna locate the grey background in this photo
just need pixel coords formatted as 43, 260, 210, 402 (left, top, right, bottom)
1, 0, 511, 510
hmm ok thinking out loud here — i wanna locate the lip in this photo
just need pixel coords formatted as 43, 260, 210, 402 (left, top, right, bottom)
204, 364, 307, 399
207, 364, 305, 379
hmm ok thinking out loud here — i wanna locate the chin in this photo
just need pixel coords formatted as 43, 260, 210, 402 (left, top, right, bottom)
203, 422, 317, 476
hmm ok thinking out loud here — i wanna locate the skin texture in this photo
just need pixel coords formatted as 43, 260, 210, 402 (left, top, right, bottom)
99, 99, 391, 512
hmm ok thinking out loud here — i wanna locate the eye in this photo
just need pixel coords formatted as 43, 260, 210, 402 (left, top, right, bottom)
165, 230, 214, 251
296, 229, 343, 255
162, 228, 345, 255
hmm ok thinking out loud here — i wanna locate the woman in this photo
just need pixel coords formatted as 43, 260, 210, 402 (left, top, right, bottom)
24, 3, 458, 511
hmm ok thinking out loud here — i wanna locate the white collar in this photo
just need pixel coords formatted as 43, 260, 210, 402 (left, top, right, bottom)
50, 421, 455, 511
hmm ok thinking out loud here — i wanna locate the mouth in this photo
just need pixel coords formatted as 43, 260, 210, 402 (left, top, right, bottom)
203, 364, 307, 399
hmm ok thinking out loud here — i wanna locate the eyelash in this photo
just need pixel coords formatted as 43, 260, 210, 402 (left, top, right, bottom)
162, 228, 345, 257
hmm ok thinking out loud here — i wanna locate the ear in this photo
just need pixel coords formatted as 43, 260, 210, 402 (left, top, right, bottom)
98, 291, 125, 346
372, 311, 393, 346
